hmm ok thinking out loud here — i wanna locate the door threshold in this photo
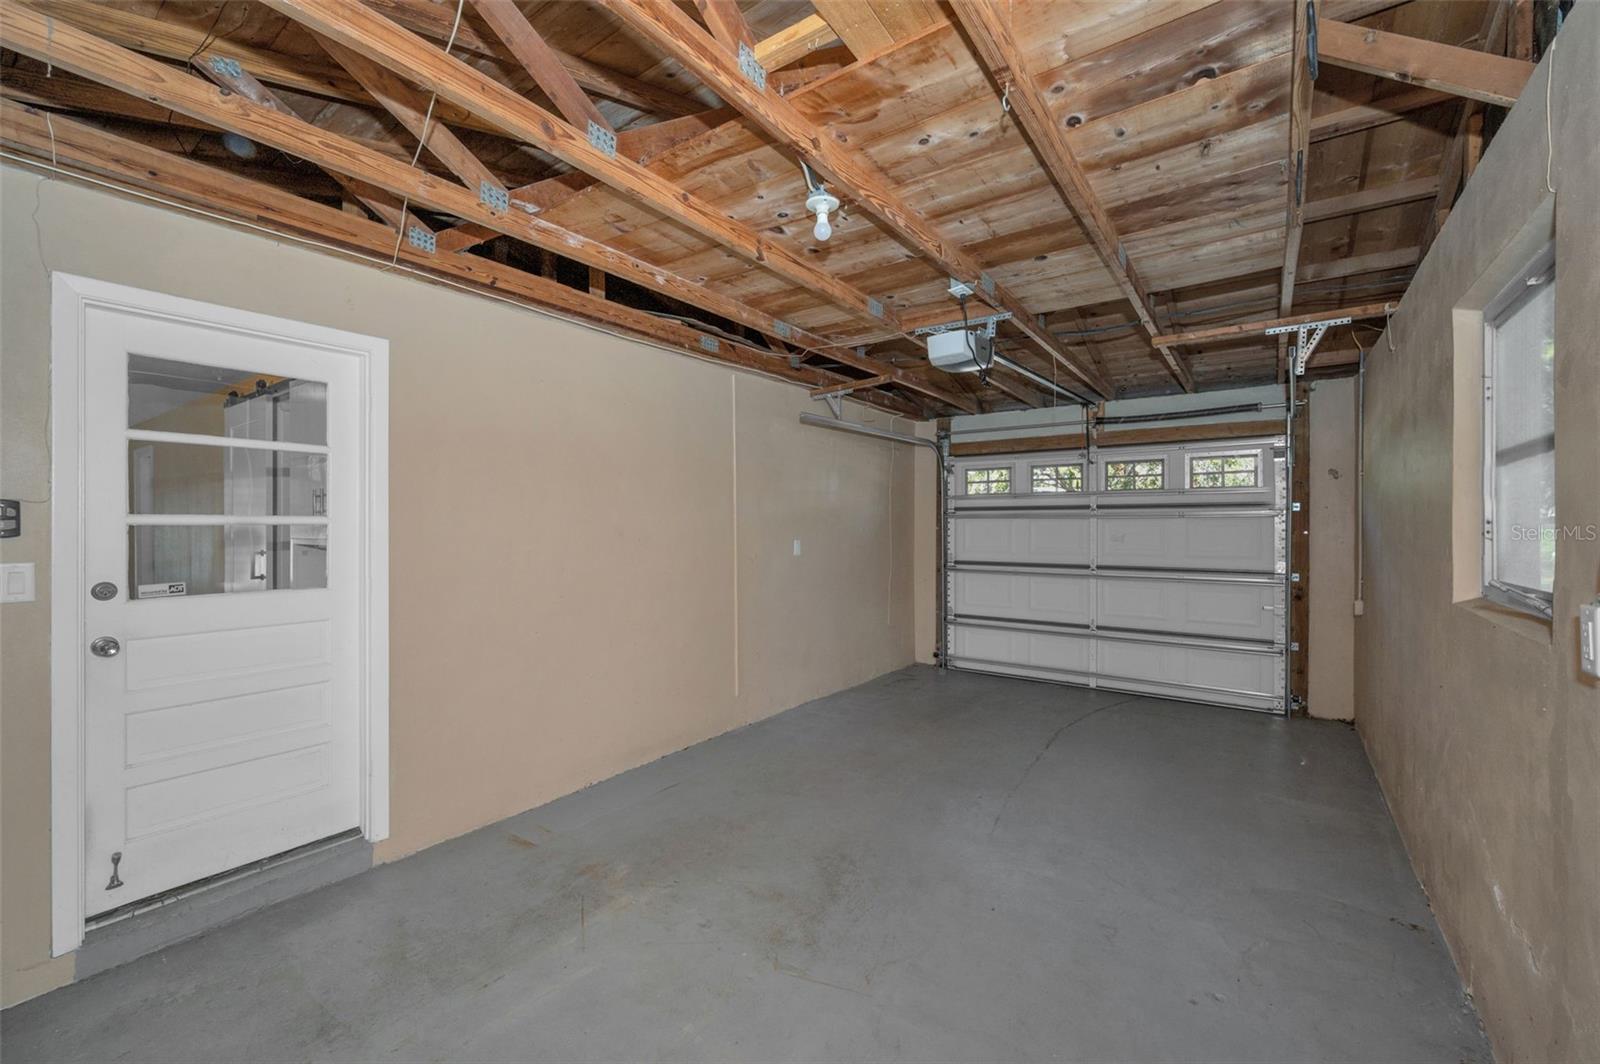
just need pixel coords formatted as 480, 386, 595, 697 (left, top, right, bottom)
85, 828, 364, 931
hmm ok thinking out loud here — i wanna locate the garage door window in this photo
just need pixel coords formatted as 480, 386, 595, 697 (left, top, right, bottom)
965, 467, 1011, 495
1189, 452, 1259, 489
1105, 459, 1164, 492
1031, 463, 1083, 493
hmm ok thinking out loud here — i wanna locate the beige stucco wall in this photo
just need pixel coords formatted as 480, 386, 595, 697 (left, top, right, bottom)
0, 165, 920, 1005
1307, 376, 1357, 721
1355, 6, 1600, 1061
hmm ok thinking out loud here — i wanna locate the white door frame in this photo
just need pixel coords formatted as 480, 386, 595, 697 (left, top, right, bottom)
49, 273, 390, 956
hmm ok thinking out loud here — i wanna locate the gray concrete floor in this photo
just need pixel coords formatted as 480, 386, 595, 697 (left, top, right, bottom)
3, 666, 1488, 1063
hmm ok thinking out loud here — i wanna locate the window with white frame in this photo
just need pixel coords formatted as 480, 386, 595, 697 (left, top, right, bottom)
964, 467, 1011, 495
1483, 246, 1555, 617
1189, 452, 1259, 489
1031, 463, 1083, 493
1104, 458, 1164, 492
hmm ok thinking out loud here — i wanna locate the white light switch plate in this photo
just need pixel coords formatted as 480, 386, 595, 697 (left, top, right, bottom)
1580, 600, 1599, 680
793, 539, 802, 557
1, 562, 36, 603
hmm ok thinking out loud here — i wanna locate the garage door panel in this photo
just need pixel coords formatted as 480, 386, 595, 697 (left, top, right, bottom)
1097, 513, 1277, 571
954, 514, 1089, 565
1096, 639, 1280, 701
1097, 578, 1280, 641
951, 624, 1092, 674
946, 436, 1286, 713
953, 571, 1091, 625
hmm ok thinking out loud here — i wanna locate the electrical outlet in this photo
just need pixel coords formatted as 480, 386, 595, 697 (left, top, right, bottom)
1580, 599, 1599, 680
1, 562, 35, 603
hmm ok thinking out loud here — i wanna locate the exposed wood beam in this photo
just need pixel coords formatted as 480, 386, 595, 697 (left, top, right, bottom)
260, 0, 906, 334
0, 1, 988, 414
362, 0, 705, 117
1303, 175, 1439, 222
1310, 84, 1451, 141
753, 14, 838, 70
947, 1, 1190, 394
810, 373, 892, 398
0, 99, 923, 419
314, 32, 504, 194
1276, 0, 1315, 380
1315, 17, 1534, 108
596, 0, 1112, 399
1420, 0, 1510, 255
695, 0, 755, 50
1150, 302, 1400, 348
468, 0, 612, 133
431, 107, 736, 253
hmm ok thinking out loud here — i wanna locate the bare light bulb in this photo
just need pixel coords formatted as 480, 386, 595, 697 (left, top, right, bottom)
805, 188, 840, 243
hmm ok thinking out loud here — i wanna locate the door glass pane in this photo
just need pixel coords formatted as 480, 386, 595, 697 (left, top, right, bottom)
129, 355, 327, 445
128, 443, 328, 517
128, 524, 328, 598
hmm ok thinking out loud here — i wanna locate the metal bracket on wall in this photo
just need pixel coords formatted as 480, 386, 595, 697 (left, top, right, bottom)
1267, 315, 1351, 374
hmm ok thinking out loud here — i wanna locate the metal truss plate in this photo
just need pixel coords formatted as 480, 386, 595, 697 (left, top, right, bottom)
479, 181, 509, 212
586, 120, 617, 157
979, 272, 996, 299
737, 42, 767, 90
773, 320, 793, 340
405, 226, 436, 254
867, 297, 885, 319
208, 56, 243, 79
698, 335, 720, 353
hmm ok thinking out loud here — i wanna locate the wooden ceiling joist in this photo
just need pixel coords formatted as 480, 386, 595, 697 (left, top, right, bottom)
1274, 0, 1315, 380
1315, 17, 1535, 108
595, 0, 1112, 400
0, 99, 923, 419
468, 0, 613, 134
947, 1, 1195, 395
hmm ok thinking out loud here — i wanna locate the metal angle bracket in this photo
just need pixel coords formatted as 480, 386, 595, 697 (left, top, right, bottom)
479, 181, 509, 212
405, 225, 436, 254
1264, 314, 1351, 375
737, 42, 768, 90
822, 393, 843, 418
586, 120, 617, 158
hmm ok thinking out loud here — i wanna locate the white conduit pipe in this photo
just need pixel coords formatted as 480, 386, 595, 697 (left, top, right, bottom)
799, 413, 948, 667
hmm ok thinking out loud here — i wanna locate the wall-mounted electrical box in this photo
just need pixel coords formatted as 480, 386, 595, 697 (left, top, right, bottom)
0, 499, 19, 538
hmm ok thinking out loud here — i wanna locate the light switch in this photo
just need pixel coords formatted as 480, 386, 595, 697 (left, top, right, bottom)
793, 539, 802, 557
1, 562, 35, 604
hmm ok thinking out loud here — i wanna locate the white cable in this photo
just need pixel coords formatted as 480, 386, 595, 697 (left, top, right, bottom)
409, 0, 467, 169
1543, 37, 1556, 194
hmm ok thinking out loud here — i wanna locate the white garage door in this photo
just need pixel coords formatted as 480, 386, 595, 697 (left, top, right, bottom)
944, 435, 1288, 713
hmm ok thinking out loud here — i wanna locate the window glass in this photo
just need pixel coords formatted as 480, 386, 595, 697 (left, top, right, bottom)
129, 443, 328, 517
965, 467, 1011, 495
128, 524, 328, 599
1486, 255, 1555, 609
1105, 459, 1164, 492
129, 355, 327, 445
1190, 453, 1259, 489
1031, 464, 1083, 493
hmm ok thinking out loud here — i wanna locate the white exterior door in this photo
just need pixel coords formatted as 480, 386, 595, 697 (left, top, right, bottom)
945, 436, 1288, 713
58, 278, 385, 929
